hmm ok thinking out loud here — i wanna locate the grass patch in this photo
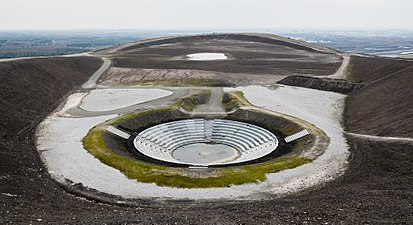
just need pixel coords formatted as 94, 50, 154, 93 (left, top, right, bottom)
135, 107, 174, 116
232, 91, 250, 105
172, 91, 210, 112
222, 91, 251, 111
172, 98, 194, 112
83, 128, 312, 188
346, 63, 358, 83
110, 112, 137, 125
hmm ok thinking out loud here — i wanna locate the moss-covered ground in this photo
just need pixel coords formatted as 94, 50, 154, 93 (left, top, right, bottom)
222, 91, 251, 111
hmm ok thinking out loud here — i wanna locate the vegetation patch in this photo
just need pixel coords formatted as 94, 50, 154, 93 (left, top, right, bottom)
346, 63, 358, 83
110, 112, 138, 125
82, 128, 312, 188
172, 90, 211, 112
222, 91, 251, 112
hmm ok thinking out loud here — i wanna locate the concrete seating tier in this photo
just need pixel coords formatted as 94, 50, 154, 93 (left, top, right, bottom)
106, 126, 131, 139
212, 127, 263, 145
133, 119, 278, 166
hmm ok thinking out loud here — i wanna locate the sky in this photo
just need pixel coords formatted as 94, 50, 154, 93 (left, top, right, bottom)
0, 0, 412, 30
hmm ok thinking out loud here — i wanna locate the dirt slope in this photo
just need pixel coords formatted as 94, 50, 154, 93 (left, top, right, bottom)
346, 56, 413, 137
349, 56, 412, 83
0, 56, 108, 223
0, 57, 102, 137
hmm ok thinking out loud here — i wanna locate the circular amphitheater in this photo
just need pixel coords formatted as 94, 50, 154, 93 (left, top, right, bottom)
133, 119, 279, 166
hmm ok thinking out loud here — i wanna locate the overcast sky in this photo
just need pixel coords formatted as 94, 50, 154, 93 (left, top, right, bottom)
1, 0, 412, 30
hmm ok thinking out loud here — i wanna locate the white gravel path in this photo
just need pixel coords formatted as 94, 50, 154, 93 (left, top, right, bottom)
79, 88, 172, 111
36, 85, 349, 200
81, 57, 111, 89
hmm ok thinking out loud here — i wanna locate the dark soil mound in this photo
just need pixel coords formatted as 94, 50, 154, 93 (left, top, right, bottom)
119, 34, 319, 53
345, 56, 413, 137
0, 57, 113, 223
109, 34, 341, 76
278, 75, 365, 94
0, 57, 102, 137
349, 56, 412, 83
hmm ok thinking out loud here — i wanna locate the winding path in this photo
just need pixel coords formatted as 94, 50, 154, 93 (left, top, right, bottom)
81, 57, 111, 89
319, 53, 350, 79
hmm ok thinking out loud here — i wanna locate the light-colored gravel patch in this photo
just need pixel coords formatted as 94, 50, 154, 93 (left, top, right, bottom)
79, 88, 172, 111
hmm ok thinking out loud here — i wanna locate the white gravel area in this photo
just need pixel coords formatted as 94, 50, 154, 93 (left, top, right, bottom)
37, 85, 349, 200
79, 88, 172, 111
186, 53, 227, 61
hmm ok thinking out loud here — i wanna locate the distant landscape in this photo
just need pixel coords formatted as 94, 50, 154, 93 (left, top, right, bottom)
1, 30, 413, 59
0, 30, 189, 58
279, 30, 413, 57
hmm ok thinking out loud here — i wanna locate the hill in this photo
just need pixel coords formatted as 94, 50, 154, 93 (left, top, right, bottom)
0, 34, 412, 224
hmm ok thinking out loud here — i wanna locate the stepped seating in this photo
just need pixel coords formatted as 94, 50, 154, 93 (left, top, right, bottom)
133, 119, 279, 166
284, 129, 310, 143
106, 126, 131, 139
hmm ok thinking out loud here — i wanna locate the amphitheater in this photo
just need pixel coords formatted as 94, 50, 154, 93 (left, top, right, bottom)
133, 119, 278, 166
